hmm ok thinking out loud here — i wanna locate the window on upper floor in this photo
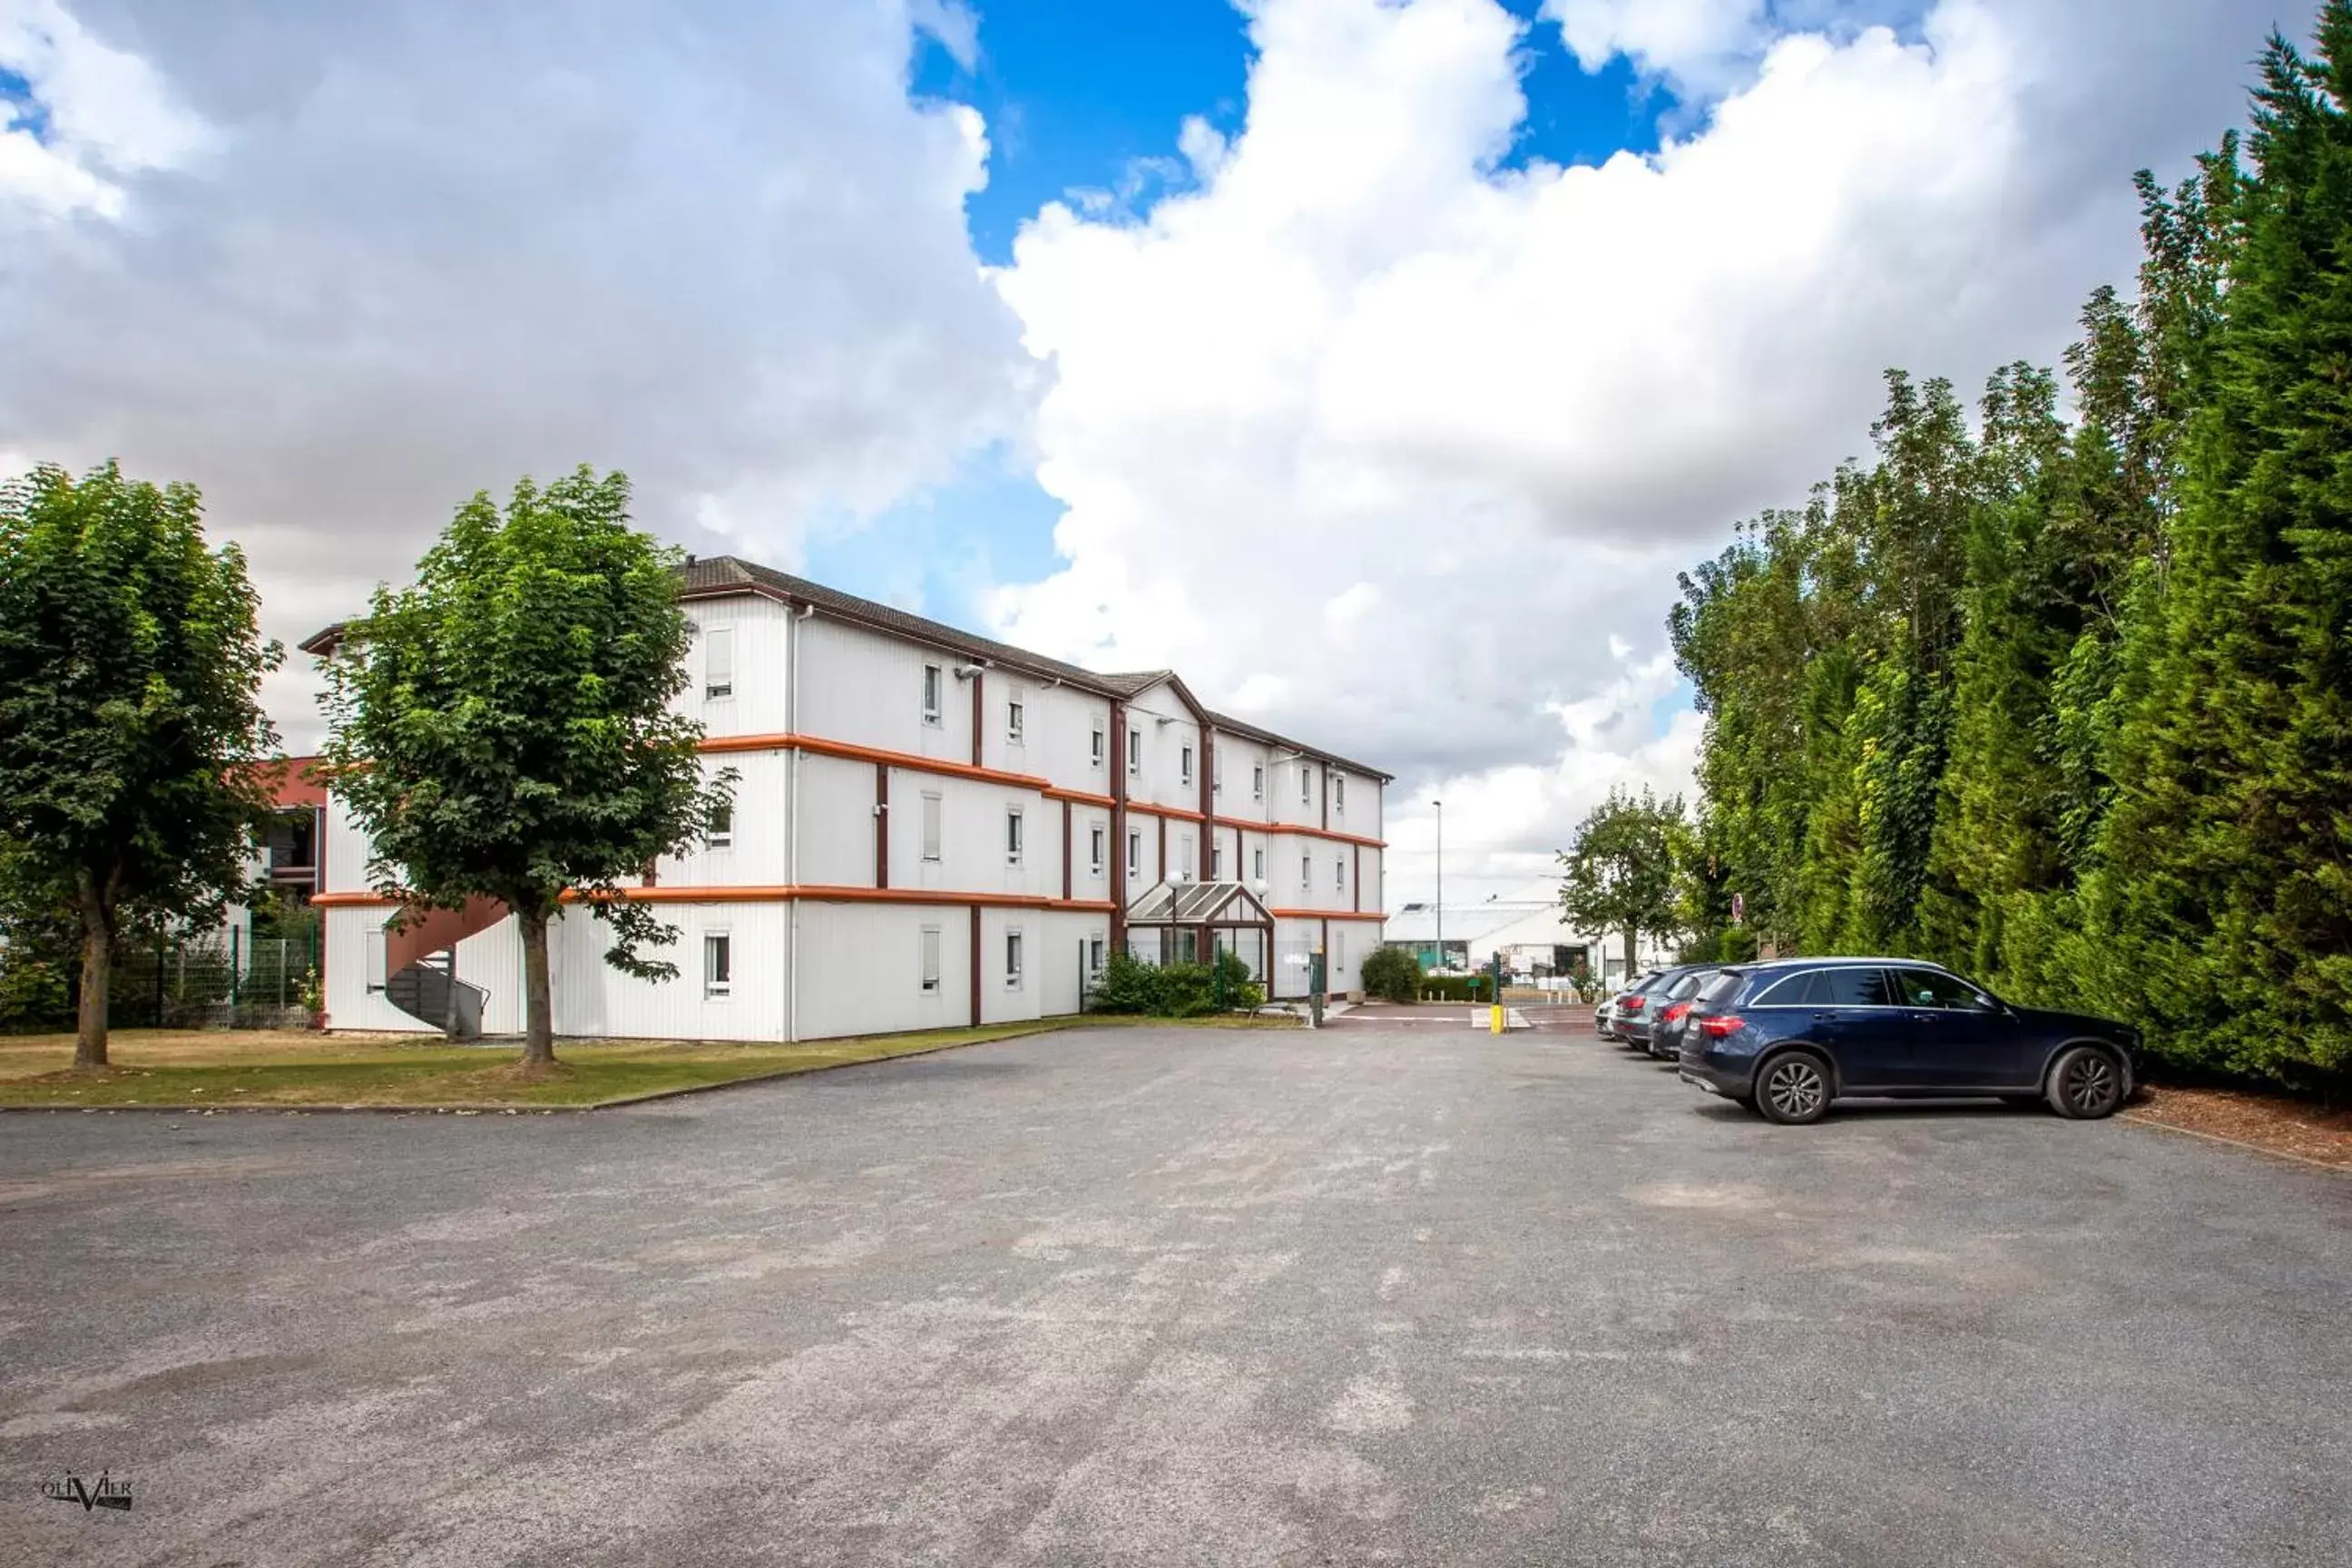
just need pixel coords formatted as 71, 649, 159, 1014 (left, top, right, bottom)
1213, 753, 1222, 795
1334, 774, 1346, 815
707, 798, 733, 849
1007, 699, 1024, 744
1300, 853, 1311, 889
1211, 843, 1224, 878
922, 664, 943, 726
1252, 847, 1265, 881
1337, 858, 1347, 893
921, 793, 942, 861
1179, 832, 1194, 883
1300, 769, 1312, 806
1091, 727, 1105, 768
1252, 763, 1264, 800
1090, 826, 1105, 874
1129, 727, 1142, 776
704, 628, 734, 701
1181, 744, 1194, 786
1128, 828, 1142, 877
1005, 808, 1024, 867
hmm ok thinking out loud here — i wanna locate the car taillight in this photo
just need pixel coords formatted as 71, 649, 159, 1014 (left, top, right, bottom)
1662, 1002, 1691, 1024
1622, 997, 1646, 1014
1698, 1014, 1743, 1038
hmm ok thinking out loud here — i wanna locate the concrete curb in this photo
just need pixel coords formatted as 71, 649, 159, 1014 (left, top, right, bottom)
0, 1025, 1065, 1117
2120, 1110, 2350, 1174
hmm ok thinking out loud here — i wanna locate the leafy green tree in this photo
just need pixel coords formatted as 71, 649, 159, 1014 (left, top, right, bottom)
2084, 14, 2352, 1088
0, 463, 281, 1068
319, 468, 730, 1069
1358, 944, 1422, 1004
1559, 787, 1691, 978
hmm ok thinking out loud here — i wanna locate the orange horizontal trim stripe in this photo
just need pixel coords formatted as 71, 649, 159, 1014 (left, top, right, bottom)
701, 731, 1059, 792
1269, 908, 1388, 921
317, 887, 1119, 913
1044, 787, 1116, 808
1215, 817, 1385, 848
1127, 802, 1206, 823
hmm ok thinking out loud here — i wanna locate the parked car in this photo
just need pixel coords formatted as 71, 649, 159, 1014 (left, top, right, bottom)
1647, 967, 1725, 1061
1612, 965, 1712, 1053
1595, 970, 1660, 1041
1676, 957, 2143, 1124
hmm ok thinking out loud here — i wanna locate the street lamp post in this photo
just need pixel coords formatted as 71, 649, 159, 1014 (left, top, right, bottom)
1433, 799, 1443, 971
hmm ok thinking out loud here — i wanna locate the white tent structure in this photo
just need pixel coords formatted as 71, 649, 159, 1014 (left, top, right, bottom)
1381, 881, 1674, 984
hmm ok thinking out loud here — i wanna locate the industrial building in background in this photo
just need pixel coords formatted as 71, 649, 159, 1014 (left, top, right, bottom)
303, 556, 1387, 1039
1383, 882, 1673, 986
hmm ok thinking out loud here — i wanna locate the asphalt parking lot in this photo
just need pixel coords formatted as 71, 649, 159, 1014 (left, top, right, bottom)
3, 1023, 2347, 1567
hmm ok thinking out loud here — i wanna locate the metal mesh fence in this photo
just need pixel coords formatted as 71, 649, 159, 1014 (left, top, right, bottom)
1, 930, 320, 1033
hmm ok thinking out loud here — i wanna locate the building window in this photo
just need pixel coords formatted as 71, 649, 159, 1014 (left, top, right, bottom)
1336, 858, 1346, 893
1179, 832, 1194, 882
1213, 754, 1222, 795
1212, 843, 1224, 878
1253, 847, 1265, 881
1091, 826, 1105, 874
704, 933, 731, 998
1005, 928, 1024, 990
1181, 744, 1194, 786
1301, 853, 1311, 890
1334, 774, 1346, 815
1252, 763, 1264, 800
1007, 699, 1024, 744
1005, 808, 1024, 867
1128, 828, 1142, 879
1300, 769, 1312, 806
920, 926, 942, 994
922, 664, 943, 725
708, 798, 733, 848
1092, 727, 1105, 768
922, 792, 942, 861
704, 628, 734, 701
1128, 727, 1142, 776
1088, 936, 1105, 975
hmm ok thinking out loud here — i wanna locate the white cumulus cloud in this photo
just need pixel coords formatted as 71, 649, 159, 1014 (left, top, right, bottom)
987, 0, 2276, 906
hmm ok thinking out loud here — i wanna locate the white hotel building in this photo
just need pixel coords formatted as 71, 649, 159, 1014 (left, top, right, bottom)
309, 556, 1389, 1041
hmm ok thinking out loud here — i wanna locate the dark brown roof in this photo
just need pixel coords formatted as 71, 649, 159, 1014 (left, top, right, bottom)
302, 554, 1391, 779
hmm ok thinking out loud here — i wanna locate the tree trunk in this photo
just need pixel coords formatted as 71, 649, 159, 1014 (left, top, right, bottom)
1622, 926, 1636, 985
74, 880, 112, 1071
519, 904, 556, 1068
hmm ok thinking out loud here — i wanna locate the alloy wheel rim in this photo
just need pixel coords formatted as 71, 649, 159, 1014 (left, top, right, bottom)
2064, 1054, 2117, 1113
1768, 1061, 1823, 1118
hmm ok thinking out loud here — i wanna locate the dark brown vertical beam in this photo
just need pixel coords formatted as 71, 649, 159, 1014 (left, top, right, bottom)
1353, 844, 1361, 913
971, 671, 985, 768
1320, 764, 1329, 832
1199, 731, 1215, 879
1061, 799, 1073, 901
1109, 701, 1128, 955
1157, 815, 1167, 883
875, 764, 889, 889
970, 906, 982, 1027
1321, 917, 1330, 994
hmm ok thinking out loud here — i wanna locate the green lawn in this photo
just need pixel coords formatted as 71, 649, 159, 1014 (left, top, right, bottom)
0, 1024, 1070, 1110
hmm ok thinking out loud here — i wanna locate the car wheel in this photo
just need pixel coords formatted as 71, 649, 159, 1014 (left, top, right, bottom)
2046, 1044, 2125, 1120
1756, 1049, 1832, 1125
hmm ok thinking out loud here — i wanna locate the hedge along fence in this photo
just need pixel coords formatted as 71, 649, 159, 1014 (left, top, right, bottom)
1418, 974, 1494, 1004
1085, 950, 1265, 1018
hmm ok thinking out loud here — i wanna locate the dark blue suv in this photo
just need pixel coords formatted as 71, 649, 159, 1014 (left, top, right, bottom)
1676, 958, 2142, 1125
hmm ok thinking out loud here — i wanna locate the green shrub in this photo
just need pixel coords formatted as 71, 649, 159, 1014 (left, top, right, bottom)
0, 956, 71, 1032
1090, 948, 1262, 1016
1359, 946, 1421, 1003
1419, 973, 1493, 1004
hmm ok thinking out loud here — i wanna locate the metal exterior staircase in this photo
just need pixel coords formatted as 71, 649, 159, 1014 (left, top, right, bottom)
383, 952, 487, 1039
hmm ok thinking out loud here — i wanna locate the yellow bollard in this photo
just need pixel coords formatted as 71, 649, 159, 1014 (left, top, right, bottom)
1489, 1003, 1504, 1034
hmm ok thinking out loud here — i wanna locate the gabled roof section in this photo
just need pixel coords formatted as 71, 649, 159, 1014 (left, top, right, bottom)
1125, 880, 1273, 926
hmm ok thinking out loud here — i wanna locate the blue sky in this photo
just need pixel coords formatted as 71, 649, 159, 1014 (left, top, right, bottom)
808, 0, 1671, 630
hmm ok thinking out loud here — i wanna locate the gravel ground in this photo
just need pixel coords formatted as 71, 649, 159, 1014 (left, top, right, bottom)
2, 1024, 2347, 1567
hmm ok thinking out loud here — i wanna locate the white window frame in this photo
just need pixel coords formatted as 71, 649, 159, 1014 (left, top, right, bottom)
1334, 774, 1346, 816
1129, 727, 1142, 777
1336, 857, 1347, 894
1252, 763, 1264, 800
1213, 753, 1223, 795
707, 797, 733, 849
1007, 698, 1024, 744
1179, 832, 1194, 883
1090, 825, 1105, 875
1211, 843, 1224, 879
1300, 768, 1312, 806
1300, 853, 1312, 890
703, 627, 734, 701
1005, 807, 1024, 867
921, 791, 942, 862
1005, 927, 1024, 991
1181, 744, 1194, 787
1088, 936, 1105, 975
1128, 828, 1142, 880
703, 931, 732, 998
920, 926, 942, 994
1253, 847, 1265, 881
922, 664, 943, 726
1091, 727, 1105, 769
